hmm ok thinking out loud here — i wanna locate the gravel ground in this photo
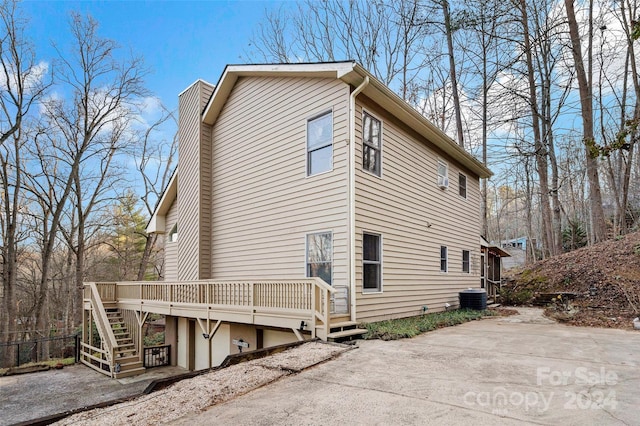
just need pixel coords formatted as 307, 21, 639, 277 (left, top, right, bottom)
55, 341, 349, 426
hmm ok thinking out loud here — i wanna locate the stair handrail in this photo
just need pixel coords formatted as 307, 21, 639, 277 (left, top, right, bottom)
312, 277, 335, 340
86, 282, 119, 370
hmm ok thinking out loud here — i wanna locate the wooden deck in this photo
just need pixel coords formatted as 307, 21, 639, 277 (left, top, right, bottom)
81, 279, 338, 378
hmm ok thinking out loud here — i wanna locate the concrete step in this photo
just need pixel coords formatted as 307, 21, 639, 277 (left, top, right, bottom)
327, 328, 368, 341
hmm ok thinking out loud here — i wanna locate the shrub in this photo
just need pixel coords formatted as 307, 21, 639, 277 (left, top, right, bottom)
363, 309, 492, 340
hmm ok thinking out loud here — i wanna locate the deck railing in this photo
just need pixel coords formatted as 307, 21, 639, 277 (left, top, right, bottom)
82, 282, 118, 376
86, 278, 335, 340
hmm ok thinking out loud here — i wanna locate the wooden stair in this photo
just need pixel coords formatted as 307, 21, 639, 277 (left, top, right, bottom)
106, 308, 145, 378
326, 321, 367, 341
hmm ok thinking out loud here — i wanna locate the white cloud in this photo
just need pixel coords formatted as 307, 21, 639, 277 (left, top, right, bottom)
0, 60, 49, 99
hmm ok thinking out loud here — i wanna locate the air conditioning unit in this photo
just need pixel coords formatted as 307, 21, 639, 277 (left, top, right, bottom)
438, 176, 449, 189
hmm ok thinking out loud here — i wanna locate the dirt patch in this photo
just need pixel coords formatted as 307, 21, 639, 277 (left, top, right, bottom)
503, 231, 640, 329
488, 307, 519, 317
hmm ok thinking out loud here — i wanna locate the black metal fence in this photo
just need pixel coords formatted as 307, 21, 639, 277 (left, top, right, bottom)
143, 344, 170, 368
0, 334, 80, 369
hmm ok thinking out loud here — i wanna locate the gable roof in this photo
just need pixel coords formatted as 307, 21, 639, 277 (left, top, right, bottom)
202, 61, 491, 179
148, 61, 492, 234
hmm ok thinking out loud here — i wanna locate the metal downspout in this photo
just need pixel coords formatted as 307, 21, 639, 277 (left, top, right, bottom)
349, 76, 369, 322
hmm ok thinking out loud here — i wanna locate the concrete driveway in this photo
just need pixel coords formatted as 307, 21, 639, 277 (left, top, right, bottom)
174, 308, 640, 425
0, 364, 187, 425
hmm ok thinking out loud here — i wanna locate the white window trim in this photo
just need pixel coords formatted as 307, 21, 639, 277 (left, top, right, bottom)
440, 245, 448, 273
437, 159, 449, 189
458, 171, 468, 200
168, 224, 178, 243
305, 230, 334, 286
462, 249, 471, 274
362, 231, 383, 294
361, 109, 383, 179
305, 109, 334, 177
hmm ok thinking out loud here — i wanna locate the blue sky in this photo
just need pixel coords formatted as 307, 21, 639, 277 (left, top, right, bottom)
22, 0, 283, 111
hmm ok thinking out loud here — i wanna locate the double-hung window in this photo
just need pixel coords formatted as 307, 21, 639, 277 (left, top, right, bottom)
362, 112, 381, 176
440, 246, 448, 272
363, 233, 382, 292
462, 250, 470, 273
307, 111, 333, 176
306, 232, 332, 285
437, 160, 448, 188
459, 173, 467, 198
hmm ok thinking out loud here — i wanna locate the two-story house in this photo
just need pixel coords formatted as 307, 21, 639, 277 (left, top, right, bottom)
81, 62, 491, 378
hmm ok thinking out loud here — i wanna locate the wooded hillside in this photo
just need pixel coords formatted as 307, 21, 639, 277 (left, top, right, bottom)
503, 231, 640, 328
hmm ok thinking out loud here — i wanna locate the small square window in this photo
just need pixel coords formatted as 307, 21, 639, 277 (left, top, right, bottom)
440, 246, 448, 272
462, 250, 470, 273
459, 173, 467, 198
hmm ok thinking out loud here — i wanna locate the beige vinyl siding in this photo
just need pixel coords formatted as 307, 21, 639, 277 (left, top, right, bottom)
354, 96, 482, 322
199, 83, 214, 279
164, 198, 179, 281
209, 76, 350, 286
177, 81, 214, 281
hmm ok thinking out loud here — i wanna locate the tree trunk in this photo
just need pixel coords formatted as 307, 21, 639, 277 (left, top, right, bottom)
564, 0, 607, 242
442, 0, 464, 148
519, 0, 554, 258
137, 233, 158, 281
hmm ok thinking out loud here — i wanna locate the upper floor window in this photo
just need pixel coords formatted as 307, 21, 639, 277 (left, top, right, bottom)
462, 250, 470, 273
440, 246, 448, 272
168, 224, 178, 243
307, 111, 333, 176
437, 160, 449, 188
362, 112, 381, 176
363, 232, 382, 292
459, 173, 467, 198
306, 232, 332, 285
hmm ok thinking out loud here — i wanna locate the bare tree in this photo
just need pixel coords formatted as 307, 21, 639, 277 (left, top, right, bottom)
458, 0, 510, 236
28, 12, 147, 335
600, 0, 640, 234
247, 0, 431, 100
0, 0, 49, 349
440, 0, 465, 147
564, 0, 607, 242
514, 0, 555, 258
133, 106, 177, 280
